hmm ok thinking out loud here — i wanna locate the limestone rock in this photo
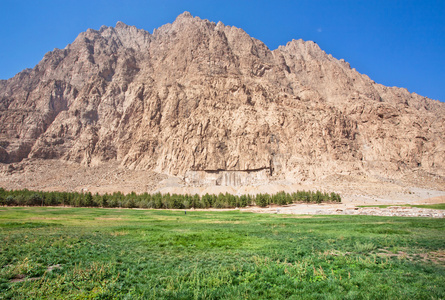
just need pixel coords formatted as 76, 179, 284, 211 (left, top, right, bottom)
0, 12, 444, 189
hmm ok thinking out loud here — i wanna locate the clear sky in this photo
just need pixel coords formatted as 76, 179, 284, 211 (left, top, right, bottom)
1, 0, 444, 101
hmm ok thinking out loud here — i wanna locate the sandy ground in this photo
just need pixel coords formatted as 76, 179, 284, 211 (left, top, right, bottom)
237, 200, 445, 218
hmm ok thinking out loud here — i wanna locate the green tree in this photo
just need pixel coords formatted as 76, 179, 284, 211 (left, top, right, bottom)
256, 194, 269, 207
28, 193, 43, 206
5, 195, 15, 206
84, 192, 94, 207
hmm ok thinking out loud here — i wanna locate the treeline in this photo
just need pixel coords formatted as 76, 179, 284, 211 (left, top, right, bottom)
0, 188, 341, 209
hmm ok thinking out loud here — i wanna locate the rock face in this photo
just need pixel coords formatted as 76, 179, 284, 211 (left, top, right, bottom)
0, 12, 444, 188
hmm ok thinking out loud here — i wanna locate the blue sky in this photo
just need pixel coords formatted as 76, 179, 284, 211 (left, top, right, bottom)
1, 0, 444, 101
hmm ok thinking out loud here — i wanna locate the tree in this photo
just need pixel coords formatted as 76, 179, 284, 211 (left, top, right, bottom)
28, 193, 43, 206
5, 195, 15, 206
84, 192, 93, 207
256, 194, 269, 207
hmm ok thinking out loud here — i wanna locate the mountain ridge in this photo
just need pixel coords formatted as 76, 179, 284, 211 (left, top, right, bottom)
0, 12, 443, 192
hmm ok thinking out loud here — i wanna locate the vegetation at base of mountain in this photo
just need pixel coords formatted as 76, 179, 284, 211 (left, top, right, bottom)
0, 188, 341, 209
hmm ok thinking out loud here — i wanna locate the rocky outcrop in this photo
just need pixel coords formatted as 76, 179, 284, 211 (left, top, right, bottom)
0, 12, 444, 187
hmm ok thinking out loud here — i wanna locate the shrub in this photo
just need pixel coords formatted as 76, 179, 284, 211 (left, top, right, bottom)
354, 241, 376, 253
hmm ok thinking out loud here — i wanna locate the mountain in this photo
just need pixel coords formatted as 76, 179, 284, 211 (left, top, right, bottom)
0, 12, 444, 193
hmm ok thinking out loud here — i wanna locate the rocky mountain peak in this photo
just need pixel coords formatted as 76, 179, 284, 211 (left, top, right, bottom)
176, 11, 193, 20
115, 20, 128, 29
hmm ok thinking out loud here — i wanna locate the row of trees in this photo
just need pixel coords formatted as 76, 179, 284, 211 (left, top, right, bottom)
0, 188, 341, 209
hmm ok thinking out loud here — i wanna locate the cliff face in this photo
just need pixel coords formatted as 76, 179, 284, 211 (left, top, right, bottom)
0, 12, 444, 186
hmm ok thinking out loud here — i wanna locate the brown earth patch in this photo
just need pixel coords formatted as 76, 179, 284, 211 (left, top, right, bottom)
200, 220, 247, 224
9, 264, 62, 283
377, 248, 445, 265
10, 275, 40, 283
417, 196, 445, 204
110, 230, 128, 236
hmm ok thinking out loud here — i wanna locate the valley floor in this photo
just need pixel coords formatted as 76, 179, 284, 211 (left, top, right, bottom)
1, 159, 444, 215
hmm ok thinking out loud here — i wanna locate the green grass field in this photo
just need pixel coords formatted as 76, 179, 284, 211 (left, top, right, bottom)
0, 207, 444, 299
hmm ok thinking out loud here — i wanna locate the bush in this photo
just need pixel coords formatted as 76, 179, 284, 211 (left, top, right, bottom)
354, 241, 376, 253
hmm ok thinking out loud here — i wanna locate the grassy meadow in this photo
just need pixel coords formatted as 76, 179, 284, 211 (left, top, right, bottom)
0, 207, 444, 299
